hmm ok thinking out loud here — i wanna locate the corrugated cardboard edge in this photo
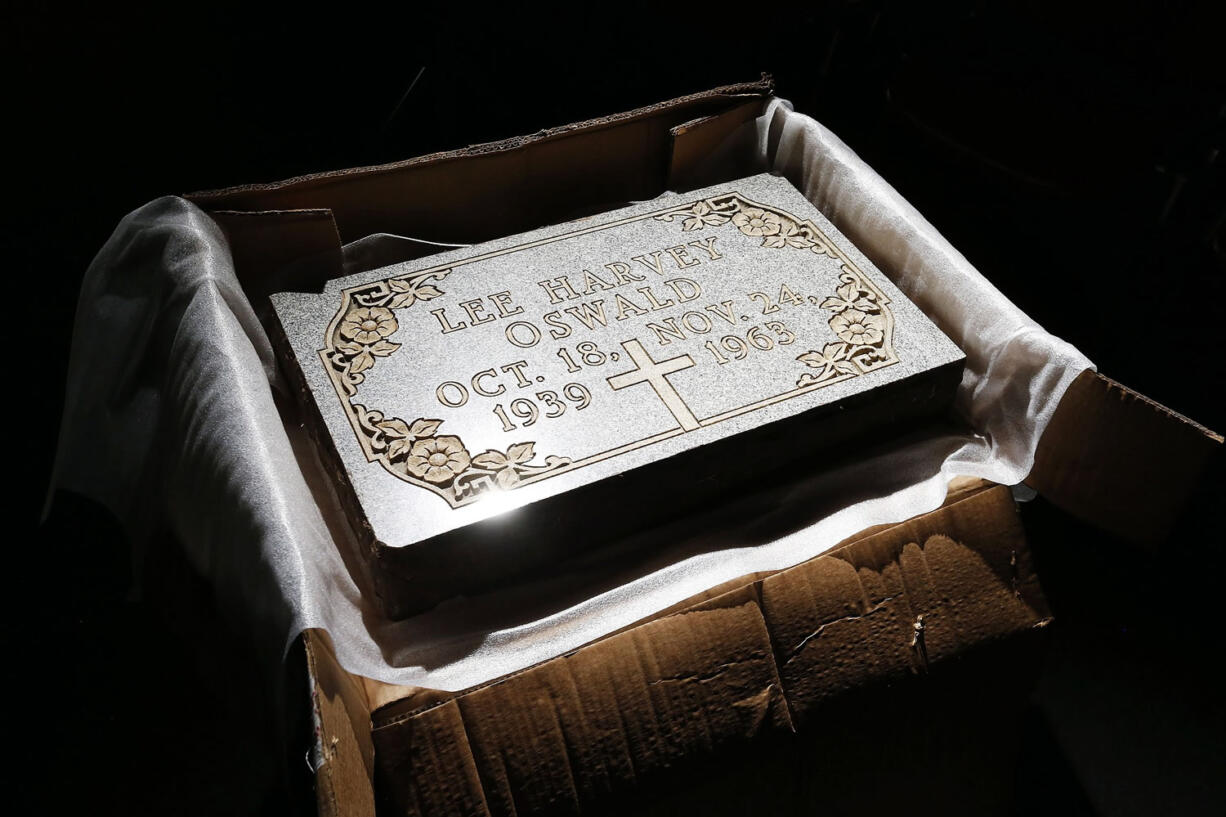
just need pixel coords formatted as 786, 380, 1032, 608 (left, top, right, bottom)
1027, 370, 1222, 542
187, 77, 774, 205
763, 483, 1048, 725
447, 593, 789, 817
208, 209, 344, 305
184, 78, 777, 269
362, 482, 1050, 816
304, 629, 376, 817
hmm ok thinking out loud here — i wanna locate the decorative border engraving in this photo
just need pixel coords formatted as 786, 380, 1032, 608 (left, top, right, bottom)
653, 194, 896, 387
320, 270, 573, 506
318, 191, 898, 508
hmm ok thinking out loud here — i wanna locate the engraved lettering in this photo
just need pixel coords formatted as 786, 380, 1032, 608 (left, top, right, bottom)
500, 360, 533, 388
307, 181, 911, 517
604, 261, 646, 285
460, 298, 495, 326
505, 320, 542, 348
647, 317, 687, 346
543, 310, 573, 339
688, 236, 722, 261
436, 381, 469, 407
637, 286, 675, 312
489, 290, 524, 318
537, 276, 581, 304
471, 368, 505, 397
562, 300, 609, 330
613, 293, 647, 321
664, 244, 700, 269
632, 251, 668, 276
665, 277, 702, 303
579, 268, 615, 294
431, 306, 467, 334
705, 300, 738, 326
681, 310, 713, 334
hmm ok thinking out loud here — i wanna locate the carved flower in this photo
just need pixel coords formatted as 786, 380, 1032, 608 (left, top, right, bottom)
405, 435, 471, 485
829, 309, 886, 346
379, 417, 442, 461
340, 307, 398, 345
732, 207, 783, 237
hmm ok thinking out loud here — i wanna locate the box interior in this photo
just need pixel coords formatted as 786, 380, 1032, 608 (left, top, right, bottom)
183, 82, 1221, 816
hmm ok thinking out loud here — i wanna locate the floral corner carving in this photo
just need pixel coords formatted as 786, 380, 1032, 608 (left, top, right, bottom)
655, 192, 898, 389
321, 269, 571, 509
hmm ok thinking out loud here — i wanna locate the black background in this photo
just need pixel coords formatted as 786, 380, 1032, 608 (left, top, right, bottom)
6, 2, 1224, 814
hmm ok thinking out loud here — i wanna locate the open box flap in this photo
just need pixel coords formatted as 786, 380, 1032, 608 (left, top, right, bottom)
188, 79, 777, 251
1026, 370, 1222, 541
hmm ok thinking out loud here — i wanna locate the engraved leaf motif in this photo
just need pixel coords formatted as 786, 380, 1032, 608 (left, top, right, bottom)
387, 281, 443, 309
797, 351, 827, 368
472, 450, 509, 469
336, 341, 365, 357
680, 200, 729, 231
507, 442, 536, 463
779, 222, 815, 249
822, 281, 878, 313
796, 342, 858, 379
368, 340, 400, 357
409, 418, 443, 438
349, 350, 375, 374
823, 341, 851, 359
760, 218, 803, 248
387, 438, 412, 460
378, 418, 412, 439
495, 468, 521, 489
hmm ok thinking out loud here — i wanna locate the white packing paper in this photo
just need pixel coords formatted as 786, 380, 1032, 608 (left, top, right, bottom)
49, 100, 1092, 690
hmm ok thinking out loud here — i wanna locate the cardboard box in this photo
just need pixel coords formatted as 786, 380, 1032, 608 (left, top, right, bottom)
303, 479, 1048, 817
185, 80, 1222, 815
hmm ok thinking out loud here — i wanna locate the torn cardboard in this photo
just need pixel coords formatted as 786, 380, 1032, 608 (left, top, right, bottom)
360, 481, 1049, 817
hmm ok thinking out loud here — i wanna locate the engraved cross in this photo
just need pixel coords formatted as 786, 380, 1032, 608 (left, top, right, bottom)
606, 339, 700, 431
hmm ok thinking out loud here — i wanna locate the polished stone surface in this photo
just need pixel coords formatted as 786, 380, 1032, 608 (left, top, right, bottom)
272, 173, 964, 558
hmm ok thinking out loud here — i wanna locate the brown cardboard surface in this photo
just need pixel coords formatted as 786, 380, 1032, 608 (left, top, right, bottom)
209, 209, 344, 307
304, 630, 376, 817
373, 594, 789, 817
1027, 370, 1222, 543
666, 99, 766, 191
355, 482, 1049, 816
188, 78, 775, 279
372, 699, 489, 817
763, 484, 1048, 724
